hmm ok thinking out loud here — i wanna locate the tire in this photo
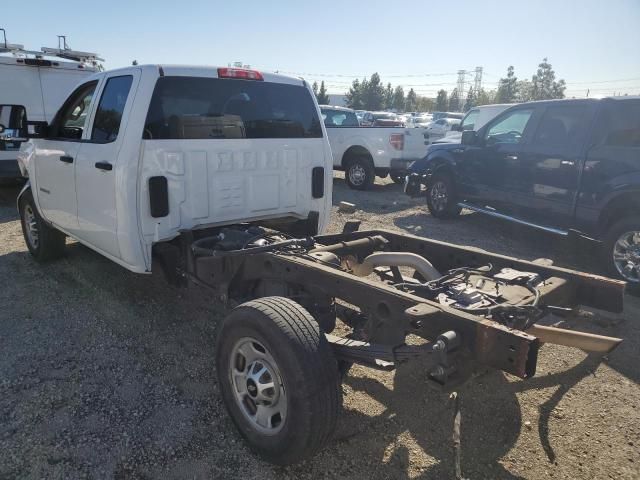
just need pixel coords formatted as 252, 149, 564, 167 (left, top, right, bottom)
390, 173, 405, 185
215, 296, 340, 465
602, 216, 640, 284
345, 155, 375, 190
426, 172, 462, 219
18, 190, 66, 262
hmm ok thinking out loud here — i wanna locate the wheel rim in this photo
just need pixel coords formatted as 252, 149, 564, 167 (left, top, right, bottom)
23, 204, 39, 249
429, 180, 448, 212
612, 230, 640, 282
348, 163, 366, 186
229, 337, 287, 435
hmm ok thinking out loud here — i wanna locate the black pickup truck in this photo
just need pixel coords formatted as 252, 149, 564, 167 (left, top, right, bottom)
405, 97, 640, 283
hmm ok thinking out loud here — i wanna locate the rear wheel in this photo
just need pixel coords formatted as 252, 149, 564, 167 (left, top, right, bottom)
603, 217, 640, 284
19, 190, 66, 262
215, 297, 340, 465
426, 173, 462, 219
345, 155, 375, 190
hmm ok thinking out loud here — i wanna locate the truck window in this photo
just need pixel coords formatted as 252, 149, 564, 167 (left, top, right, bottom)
143, 77, 322, 140
52, 81, 98, 140
484, 108, 533, 145
601, 101, 640, 148
91, 75, 133, 143
533, 104, 589, 148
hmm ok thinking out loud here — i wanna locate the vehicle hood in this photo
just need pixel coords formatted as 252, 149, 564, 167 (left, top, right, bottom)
433, 131, 462, 143
408, 142, 460, 174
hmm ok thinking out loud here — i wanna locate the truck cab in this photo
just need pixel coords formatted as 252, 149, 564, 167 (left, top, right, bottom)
1, 65, 332, 273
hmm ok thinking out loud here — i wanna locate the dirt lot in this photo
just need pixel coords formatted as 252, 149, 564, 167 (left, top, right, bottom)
1, 175, 639, 479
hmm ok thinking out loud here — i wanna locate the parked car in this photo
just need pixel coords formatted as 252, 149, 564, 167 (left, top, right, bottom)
424, 117, 461, 142
431, 111, 463, 121
434, 104, 512, 144
360, 111, 404, 127
320, 105, 428, 188
406, 115, 432, 128
405, 97, 640, 283
0, 39, 102, 180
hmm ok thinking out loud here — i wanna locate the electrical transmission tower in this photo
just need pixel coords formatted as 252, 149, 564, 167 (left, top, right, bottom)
474, 66, 483, 93
456, 70, 466, 111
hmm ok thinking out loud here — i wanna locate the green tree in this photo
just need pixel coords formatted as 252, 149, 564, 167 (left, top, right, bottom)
476, 89, 496, 106
316, 81, 329, 104
384, 83, 394, 110
464, 88, 476, 111
435, 89, 448, 111
531, 58, 566, 100
495, 65, 518, 103
448, 88, 459, 111
362, 73, 385, 110
416, 96, 434, 112
345, 79, 363, 109
312, 81, 319, 97
405, 88, 417, 112
516, 80, 533, 102
392, 86, 405, 112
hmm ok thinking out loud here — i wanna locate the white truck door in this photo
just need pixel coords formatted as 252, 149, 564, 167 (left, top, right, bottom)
74, 73, 138, 258
34, 81, 99, 231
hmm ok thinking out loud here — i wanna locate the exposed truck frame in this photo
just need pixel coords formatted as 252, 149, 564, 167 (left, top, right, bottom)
167, 225, 622, 383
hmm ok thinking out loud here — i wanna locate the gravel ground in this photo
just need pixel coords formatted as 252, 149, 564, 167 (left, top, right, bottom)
1, 176, 639, 479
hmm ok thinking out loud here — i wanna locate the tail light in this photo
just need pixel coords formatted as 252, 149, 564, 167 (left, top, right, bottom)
217, 67, 264, 81
389, 133, 405, 150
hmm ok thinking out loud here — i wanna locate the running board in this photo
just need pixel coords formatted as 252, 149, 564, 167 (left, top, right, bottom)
457, 202, 569, 236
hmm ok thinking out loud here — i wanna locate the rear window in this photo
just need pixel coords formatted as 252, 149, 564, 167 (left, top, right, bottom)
321, 109, 359, 127
144, 76, 323, 140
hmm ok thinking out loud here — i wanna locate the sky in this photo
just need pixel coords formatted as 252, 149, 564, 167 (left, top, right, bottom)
3, 0, 640, 98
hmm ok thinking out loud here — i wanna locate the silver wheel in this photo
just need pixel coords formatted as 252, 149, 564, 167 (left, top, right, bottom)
429, 180, 448, 212
348, 163, 366, 187
23, 204, 39, 249
612, 230, 640, 282
229, 337, 287, 435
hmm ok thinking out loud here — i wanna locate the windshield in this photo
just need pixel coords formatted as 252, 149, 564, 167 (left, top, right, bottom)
144, 77, 323, 139
461, 110, 480, 130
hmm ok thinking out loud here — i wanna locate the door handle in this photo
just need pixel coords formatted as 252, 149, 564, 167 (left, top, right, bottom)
95, 161, 113, 171
59, 155, 74, 163
505, 155, 518, 161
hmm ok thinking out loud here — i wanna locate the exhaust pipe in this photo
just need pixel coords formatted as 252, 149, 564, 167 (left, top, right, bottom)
351, 252, 441, 281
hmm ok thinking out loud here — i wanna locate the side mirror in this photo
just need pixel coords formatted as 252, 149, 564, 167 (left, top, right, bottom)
461, 130, 478, 146
0, 105, 28, 142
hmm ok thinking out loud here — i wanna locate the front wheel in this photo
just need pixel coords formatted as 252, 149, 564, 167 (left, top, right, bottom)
603, 217, 640, 284
426, 173, 462, 219
19, 190, 66, 262
215, 297, 340, 465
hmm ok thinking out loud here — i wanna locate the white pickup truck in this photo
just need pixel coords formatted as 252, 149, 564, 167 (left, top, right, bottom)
320, 105, 428, 189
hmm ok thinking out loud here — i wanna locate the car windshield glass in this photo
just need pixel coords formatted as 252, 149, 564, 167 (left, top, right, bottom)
461, 110, 480, 130
144, 77, 322, 139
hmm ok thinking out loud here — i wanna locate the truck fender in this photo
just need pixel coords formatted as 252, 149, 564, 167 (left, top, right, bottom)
16, 180, 31, 211
341, 144, 373, 168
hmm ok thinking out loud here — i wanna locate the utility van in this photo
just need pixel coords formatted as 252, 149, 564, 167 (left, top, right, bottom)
0, 35, 102, 179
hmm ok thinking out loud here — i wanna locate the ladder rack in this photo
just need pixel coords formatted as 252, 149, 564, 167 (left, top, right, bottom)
0, 30, 104, 66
